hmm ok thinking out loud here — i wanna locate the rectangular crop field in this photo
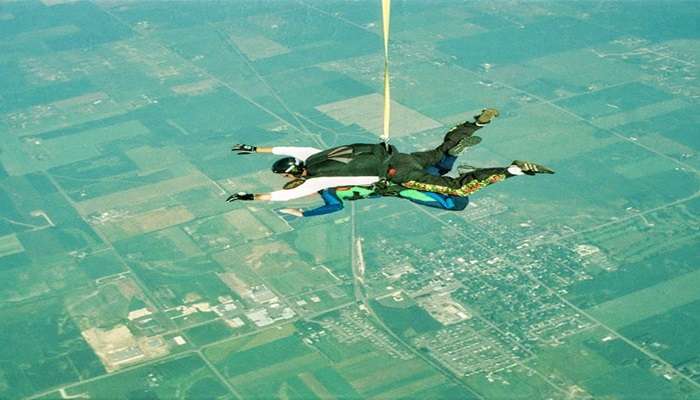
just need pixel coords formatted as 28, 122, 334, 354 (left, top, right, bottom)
0, 233, 24, 257
588, 268, 700, 329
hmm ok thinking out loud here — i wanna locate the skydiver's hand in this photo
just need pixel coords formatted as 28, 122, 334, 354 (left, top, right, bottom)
279, 208, 304, 218
226, 192, 255, 202
231, 144, 257, 154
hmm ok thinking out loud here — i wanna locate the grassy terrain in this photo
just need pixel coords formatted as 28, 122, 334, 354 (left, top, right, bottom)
528, 327, 694, 399
0, 298, 104, 399
65, 354, 232, 400
588, 268, 700, 329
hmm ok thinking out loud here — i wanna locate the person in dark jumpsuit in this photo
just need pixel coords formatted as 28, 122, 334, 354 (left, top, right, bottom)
280, 151, 470, 218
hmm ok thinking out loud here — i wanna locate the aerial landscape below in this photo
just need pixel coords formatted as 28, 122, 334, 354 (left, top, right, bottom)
0, 1, 699, 399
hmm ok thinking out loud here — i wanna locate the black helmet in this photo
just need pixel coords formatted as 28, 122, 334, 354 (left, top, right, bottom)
272, 157, 302, 175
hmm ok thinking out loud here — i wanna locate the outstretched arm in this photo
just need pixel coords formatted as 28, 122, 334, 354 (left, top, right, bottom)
232, 144, 321, 161
226, 176, 381, 203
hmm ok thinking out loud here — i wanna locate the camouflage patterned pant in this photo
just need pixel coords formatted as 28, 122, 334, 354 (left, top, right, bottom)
388, 121, 509, 196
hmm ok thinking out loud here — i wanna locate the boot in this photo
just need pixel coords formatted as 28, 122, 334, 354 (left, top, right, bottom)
510, 160, 555, 175
475, 108, 499, 125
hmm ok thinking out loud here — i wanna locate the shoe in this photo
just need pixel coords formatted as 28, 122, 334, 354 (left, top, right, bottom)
448, 135, 482, 156
475, 108, 500, 125
511, 160, 555, 175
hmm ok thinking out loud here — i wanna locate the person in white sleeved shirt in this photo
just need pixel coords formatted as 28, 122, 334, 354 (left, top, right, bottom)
225, 145, 382, 202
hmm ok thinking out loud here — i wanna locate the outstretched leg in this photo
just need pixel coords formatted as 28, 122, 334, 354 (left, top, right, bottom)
397, 189, 470, 211
410, 108, 499, 168
397, 160, 554, 198
409, 121, 482, 168
439, 108, 499, 154
436, 120, 482, 154
393, 160, 508, 196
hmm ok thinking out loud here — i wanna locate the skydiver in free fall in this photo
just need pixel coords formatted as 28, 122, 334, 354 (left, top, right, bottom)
274, 134, 482, 218
225, 108, 554, 209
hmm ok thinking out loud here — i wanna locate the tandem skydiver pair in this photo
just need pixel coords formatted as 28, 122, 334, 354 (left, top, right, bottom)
225, 108, 553, 217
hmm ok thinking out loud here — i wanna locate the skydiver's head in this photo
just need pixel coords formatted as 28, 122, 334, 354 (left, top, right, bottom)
272, 157, 304, 178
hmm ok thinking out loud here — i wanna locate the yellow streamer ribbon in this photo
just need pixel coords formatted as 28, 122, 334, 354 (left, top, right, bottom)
381, 0, 391, 143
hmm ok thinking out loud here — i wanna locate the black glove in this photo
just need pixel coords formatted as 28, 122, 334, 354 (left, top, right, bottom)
231, 144, 257, 154
511, 160, 555, 176
226, 192, 255, 202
